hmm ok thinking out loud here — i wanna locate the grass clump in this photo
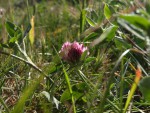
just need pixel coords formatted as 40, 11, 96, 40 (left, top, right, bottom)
0, 0, 150, 113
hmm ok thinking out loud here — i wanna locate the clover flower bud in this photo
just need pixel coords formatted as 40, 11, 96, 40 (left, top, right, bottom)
59, 41, 88, 63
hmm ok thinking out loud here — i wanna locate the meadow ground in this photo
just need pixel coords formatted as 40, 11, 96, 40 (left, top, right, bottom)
0, 0, 150, 113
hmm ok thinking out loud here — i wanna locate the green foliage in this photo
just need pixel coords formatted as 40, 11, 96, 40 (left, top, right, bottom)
5, 21, 22, 44
61, 82, 87, 102
0, 0, 150, 113
11, 75, 44, 113
83, 32, 98, 42
86, 16, 96, 27
2, 21, 22, 48
80, 9, 87, 33
104, 3, 112, 19
91, 25, 118, 46
120, 14, 150, 35
139, 76, 150, 102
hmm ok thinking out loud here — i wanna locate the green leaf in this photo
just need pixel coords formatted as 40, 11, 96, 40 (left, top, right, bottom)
9, 36, 19, 43
5, 21, 22, 44
115, 37, 132, 49
60, 83, 87, 102
86, 16, 96, 27
139, 76, 150, 102
75, 82, 88, 91
60, 89, 83, 102
118, 19, 145, 40
81, 50, 88, 61
85, 57, 96, 63
119, 14, 150, 31
83, 32, 98, 42
5, 21, 17, 37
5, 21, 22, 38
104, 3, 112, 19
91, 25, 118, 46
60, 89, 71, 102
80, 9, 87, 33
48, 62, 57, 74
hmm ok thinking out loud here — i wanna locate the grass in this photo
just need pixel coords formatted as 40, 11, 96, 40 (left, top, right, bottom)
0, 0, 150, 113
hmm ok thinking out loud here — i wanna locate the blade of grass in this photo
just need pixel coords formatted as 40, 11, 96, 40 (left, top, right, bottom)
52, 45, 76, 113
0, 97, 10, 113
0, 50, 54, 113
98, 48, 144, 113
120, 59, 130, 112
63, 68, 76, 113
98, 49, 131, 113
78, 70, 120, 112
80, 9, 86, 33
123, 65, 142, 113
11, 73, 44, 113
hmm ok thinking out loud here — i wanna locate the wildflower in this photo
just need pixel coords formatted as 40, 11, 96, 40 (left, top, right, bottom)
59, 41, 88, 63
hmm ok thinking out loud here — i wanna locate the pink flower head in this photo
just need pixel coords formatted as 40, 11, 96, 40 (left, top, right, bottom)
59, 41, 88, 62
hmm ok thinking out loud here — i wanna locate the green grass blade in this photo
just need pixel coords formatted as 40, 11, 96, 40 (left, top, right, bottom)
0, 97, 10, 113
123, 66, 142, 113
63, 68, 76, 113
80, 9, 86, 33
11, 74, 44, 113
98, 49, 131, 113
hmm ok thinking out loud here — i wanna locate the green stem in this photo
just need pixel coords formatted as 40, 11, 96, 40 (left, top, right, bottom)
98, 74, 114, 113
63, 68, 76, 113
120, 59, 124, 113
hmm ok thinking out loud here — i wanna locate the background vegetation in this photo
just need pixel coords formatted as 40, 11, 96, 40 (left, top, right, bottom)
0, 0, 150, 113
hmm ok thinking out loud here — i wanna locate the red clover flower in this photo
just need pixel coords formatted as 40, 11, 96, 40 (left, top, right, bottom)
59, 41, 88, 63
